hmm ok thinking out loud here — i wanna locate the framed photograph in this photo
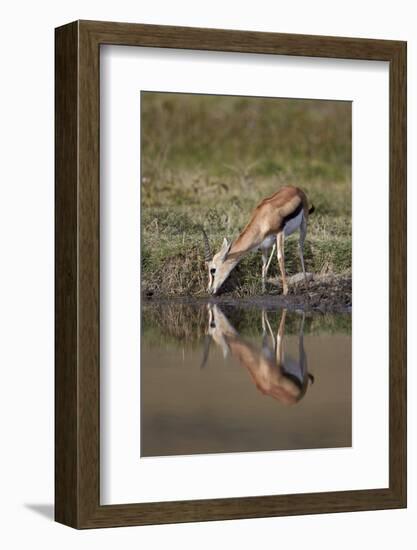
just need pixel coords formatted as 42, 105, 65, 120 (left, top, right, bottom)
55, 20, 406, 528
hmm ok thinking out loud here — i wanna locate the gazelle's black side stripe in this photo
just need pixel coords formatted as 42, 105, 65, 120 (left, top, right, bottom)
281, 201, 303, 228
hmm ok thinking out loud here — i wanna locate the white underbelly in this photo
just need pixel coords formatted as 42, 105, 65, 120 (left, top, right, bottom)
259, 234, 276, 250
284, 209, 303, 236
257, 209, 304, 250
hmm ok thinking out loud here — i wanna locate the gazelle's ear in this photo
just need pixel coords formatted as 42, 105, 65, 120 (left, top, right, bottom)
220, 238, 232, 260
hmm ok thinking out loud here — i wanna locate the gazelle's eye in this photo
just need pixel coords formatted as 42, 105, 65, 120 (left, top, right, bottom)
210, 268, 216, 275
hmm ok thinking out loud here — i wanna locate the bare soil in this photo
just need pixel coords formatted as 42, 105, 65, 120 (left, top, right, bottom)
143, 273, 352, 313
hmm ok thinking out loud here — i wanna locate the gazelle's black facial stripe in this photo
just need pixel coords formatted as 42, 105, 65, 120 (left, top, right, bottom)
210, 268, 216, 275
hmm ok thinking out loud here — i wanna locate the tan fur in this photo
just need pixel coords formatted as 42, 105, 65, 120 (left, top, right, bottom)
207, 306, 311, 406
230, 186, 309, 258
206, 185, 312, 295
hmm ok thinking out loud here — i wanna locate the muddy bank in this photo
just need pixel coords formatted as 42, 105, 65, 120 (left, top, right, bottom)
143, 273, 352, 313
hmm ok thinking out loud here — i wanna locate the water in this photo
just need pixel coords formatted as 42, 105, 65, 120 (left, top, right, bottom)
141, 301, 351, 457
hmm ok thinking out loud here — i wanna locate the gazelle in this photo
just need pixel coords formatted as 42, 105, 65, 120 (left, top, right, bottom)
202, 305, 314, 405
202, 185, 314, 295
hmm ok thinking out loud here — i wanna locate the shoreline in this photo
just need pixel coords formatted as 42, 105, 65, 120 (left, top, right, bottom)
143, 273, 352, 314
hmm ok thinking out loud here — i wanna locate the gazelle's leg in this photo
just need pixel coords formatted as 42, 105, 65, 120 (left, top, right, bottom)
264, 310, 275, 344
261, 308, 267, 334
276, 231, 288, 295
298, 310, 314, 384
261, 309, 274, 338
299, 309, 305, 335
261, 244, 276, 292
261, 250, 268, 293
261, 310, 275, 361
265, 243, 276, 274
261, 309, 275, 355
299, 214, 308, 286
298, 311, 306, 374
275, 309, 287, 367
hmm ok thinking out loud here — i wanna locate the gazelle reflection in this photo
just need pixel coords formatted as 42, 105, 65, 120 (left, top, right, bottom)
202, 305, 314, 405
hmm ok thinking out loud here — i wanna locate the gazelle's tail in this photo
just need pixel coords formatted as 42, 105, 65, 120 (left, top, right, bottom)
308, 205, 315, 215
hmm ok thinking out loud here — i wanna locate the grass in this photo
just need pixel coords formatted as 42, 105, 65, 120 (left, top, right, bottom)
141, 92, 351, 297
142, 302, 352, 350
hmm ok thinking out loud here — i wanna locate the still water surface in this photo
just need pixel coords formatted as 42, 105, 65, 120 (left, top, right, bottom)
141, 301, 351, 457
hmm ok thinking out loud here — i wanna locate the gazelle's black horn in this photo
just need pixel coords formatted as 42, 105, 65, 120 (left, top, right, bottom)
200, 227, 213, 262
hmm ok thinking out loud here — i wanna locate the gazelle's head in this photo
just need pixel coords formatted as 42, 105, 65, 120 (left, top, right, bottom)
200, 304, 238, 368
201, 230, 235, 295
207, 304, 237, 351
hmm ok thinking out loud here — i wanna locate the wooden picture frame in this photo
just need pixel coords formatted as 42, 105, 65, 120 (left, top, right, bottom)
55, 20, 407, 529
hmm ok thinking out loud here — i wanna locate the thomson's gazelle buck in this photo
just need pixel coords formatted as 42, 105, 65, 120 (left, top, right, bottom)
202, 186, 314, 295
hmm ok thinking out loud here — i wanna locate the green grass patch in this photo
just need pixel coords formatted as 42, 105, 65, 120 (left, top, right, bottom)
141, 92, 351, 297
